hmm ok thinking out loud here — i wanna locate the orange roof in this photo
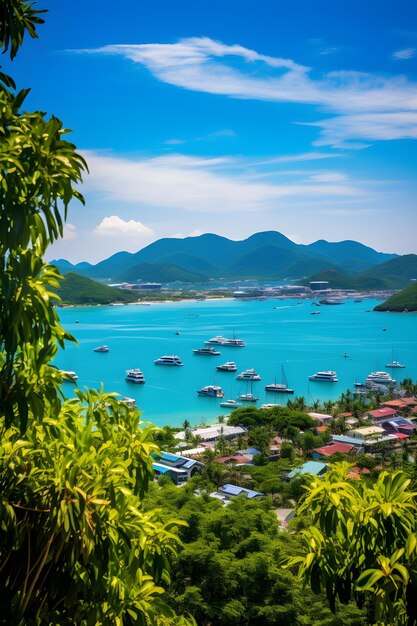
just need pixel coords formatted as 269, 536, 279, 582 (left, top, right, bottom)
316, 425, 329, 433
339, 412, 353, 417
314, 442, 354, 457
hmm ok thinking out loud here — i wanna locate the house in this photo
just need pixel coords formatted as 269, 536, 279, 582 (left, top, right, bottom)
275, 508, 296, 527
312, 442, 355, 460
381, 417, 415, 437
175, 424, 246, 442
216, 455, 252, 465
382, 398, 417, 412
368, 408, 398, 423
217, 484, 264, 500
308, 412, 332, 423
288, 461, 328, 479
152, 451, 204, 484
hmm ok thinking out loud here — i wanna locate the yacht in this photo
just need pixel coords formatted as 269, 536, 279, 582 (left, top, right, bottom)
236, 369, 261, 381
237, 393, 259, 403
265, 383, 294, 394
205, 336, 228, 345
94, 345, 110, 353
365, 371, 396, 385
197, 385, 224, 398
309, 371, 338, 382
319, 299, 344, 305
154, 355, 184, 366
119, 397, 137, 409
60, 370, 78, 382
222, 337, 245, 347
216, 361, 237, 372
385, 360, 405, 369
219, 399, 241, 408
193, 347, 221, 356
125, 369, 145, 384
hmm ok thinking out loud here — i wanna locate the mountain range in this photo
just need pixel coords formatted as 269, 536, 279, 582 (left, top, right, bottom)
51, 231, 406, 285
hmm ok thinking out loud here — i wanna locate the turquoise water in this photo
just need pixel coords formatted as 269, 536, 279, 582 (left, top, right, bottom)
56, 299, 417, 427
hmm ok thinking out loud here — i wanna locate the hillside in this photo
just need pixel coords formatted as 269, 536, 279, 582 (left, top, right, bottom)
52, 231, 397, 283
51, 272, 139, 305
306, 254, 417, 290
114, 263, 206, 283
374, 283, 417, 312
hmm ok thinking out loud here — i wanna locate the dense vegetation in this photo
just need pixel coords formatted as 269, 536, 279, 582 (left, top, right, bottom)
374, 282, 417, 312
51, 271, 140, 304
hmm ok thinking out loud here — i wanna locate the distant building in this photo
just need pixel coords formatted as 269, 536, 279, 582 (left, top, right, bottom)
312, 442, 355, 459
368, 407, 398, 423
309, 281, 330, 291
218, 484, 264, 500
152, 451, 204, 484
287, 461, 328, 479
175, 424, 246, 442
131, 282, 162, 290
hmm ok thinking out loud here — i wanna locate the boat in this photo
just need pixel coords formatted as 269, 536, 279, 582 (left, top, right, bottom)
309, 371, 338, 382
94, 345, 110, 353
154, 355, 184, 366
236, 368, 261, 381
60, 370, 78, 382
365, 371, 396, 385
205, 336, 228, 345
193, 347, 221, 356
343, 353, 349, 358
125, 369, 145, 384
265, 366, 294, 394
311, 311, 320, 315
237, 393, 259, 403
119, 397, 137, 409
219, 399, 241, 408
319, 299, 344, 305
197, 385, 224, 397
385, 360, 405, 369
216, 361, 237, 372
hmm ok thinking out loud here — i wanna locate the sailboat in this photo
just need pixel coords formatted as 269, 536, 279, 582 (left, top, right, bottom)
237, 379, 259, 403
264, 365, 294, 394
220, 384, 242, 408
385, 349, 405, 369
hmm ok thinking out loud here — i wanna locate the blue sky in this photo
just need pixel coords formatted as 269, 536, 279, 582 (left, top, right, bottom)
7, 0, 417, 262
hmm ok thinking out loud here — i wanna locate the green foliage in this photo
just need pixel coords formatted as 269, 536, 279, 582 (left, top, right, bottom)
228, 405, 315, 434
284, 463, 417, 625
0, 0, 46, 61
51, 272, 140, 305
374, 282, 417, 312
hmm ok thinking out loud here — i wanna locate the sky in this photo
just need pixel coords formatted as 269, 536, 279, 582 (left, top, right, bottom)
6, 0, 417, 262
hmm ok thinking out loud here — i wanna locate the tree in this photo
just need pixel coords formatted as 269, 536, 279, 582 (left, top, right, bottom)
284, 463, 417, 625
0, 3, 194, 624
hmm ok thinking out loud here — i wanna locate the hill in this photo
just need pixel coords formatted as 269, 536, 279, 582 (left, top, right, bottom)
51, 272, 139, 305
306, 255, 417, 290
52, 231, 398, 283
374, 283, 417, 312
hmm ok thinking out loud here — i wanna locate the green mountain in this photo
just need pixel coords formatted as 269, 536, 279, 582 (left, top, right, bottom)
115, 263, 206, 283
306, 255, 417, 290
52, 231, 399, 283
374, 283, 417, 312
51, 272, 139, 305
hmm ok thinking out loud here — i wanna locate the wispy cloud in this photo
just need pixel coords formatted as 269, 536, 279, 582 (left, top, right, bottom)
392, 47, 416, 60
62, 223, 77, 241
83, 150, 363, 214
83, 37, 417, 147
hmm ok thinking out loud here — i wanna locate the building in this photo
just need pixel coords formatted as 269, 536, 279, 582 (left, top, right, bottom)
175, 424, 246, 443
218, 484, 264, 500
152, 451, 204, 484
309, 281, 330, 291
312, 442, 355, 460
287, 461, 328, 479
368, 407, 398, 423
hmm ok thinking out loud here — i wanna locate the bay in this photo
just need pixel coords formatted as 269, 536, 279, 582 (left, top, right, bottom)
55, 298, 417, 427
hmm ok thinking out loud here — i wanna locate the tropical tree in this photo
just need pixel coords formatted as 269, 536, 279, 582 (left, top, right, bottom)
284, 463, 417, 625
0, 3, 194, 623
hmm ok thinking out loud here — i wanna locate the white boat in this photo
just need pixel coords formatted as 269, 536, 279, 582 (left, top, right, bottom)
343, 353, 349, 358
94, 345, 110, 353
125, 369, 145, 384
219, 399, 241, 408
197, 385, 224, 398
119, 397, 137, 409
265, 365, 294, 394
205, 336, 228, 345
193, 347, 221, 356
216, 361, 237, 372
60, 370, 78, 382
236, 368, 261, 381
154, 355, 184, 366
365, 371, 396, 385
237, 393, 259, 402
385, 361, 405, 369
309, 371, 338, 382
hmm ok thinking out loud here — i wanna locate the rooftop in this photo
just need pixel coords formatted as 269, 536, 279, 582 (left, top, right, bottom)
314, 442, 355, 457
368, 408, 398, 419
288, 461, 328, 479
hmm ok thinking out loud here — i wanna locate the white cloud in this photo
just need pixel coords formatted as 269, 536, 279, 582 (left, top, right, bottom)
84, 37, 417, 146
392, 47, 416, 60
171, 229, 203, 238
308, 171, 347, 182
94, 215, 153, 237
83, 150, 362, 214
164, 138, 185, 145
63, 223, 77, 241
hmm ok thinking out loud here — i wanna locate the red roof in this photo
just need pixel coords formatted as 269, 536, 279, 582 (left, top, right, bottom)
316, 425, 329, 433
351, 466, 371, 474
216, 455, 251, 464
338, 412, 353, 417
368, 408, 397, 419
314, 442, 354, 457
393, 432, 410, 439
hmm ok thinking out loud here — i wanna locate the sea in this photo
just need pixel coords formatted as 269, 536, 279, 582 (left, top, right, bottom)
55, 298, 417, 428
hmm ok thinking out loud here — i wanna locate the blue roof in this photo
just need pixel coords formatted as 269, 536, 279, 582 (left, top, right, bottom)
288, 461, 327, 478
221, 484, 264, 499
238, 448, 261, 456
153, 463, 172, 474
160, 451, 181, 462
